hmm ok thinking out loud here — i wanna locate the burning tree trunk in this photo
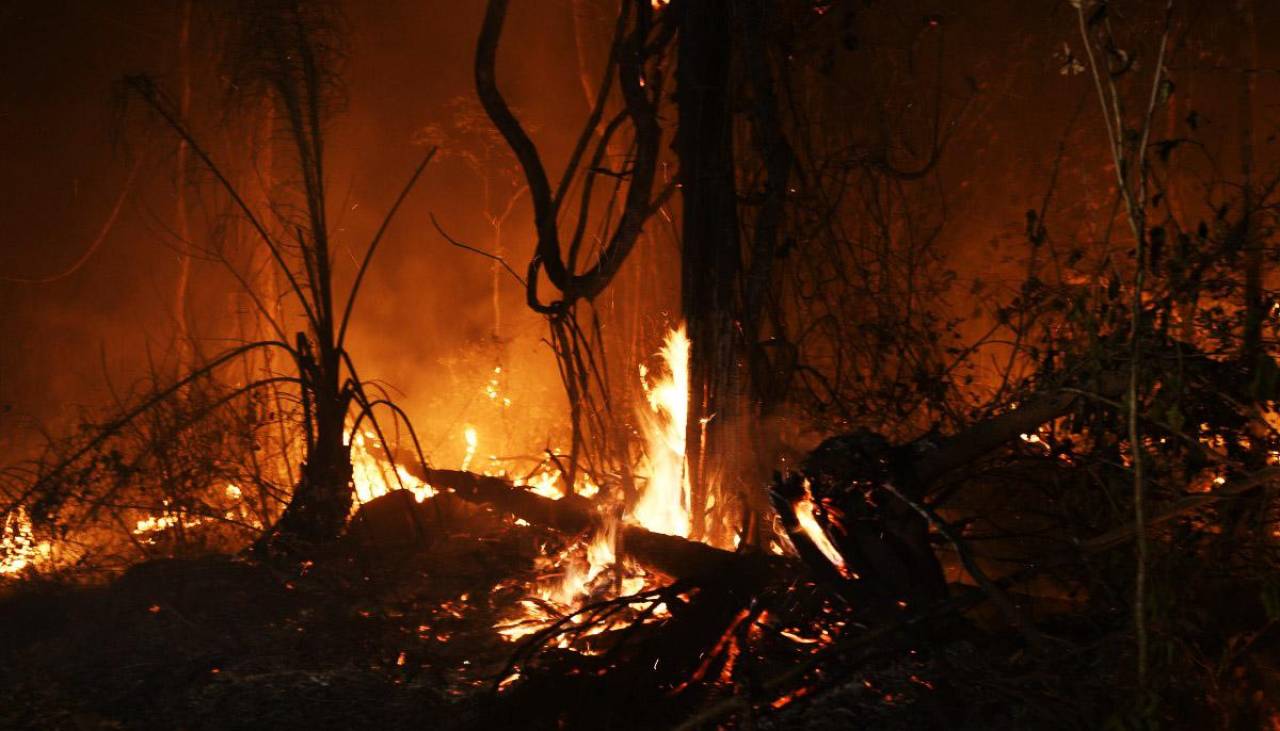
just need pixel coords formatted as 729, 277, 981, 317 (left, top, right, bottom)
676, 0, 742, 545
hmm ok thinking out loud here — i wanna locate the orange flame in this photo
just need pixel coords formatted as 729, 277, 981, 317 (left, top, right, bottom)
1, 507, 49, 576
794, 480, 851, 579
633, 325, 692, 538
350, 429, 437, 505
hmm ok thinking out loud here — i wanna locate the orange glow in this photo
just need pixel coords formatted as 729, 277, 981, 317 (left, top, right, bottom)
633, 325, 692, 538
794, 480, 851, 579
494, 326, 697, 649
1, 507, 48, 576
350, 429, 437, 504
461, 426, 479, 472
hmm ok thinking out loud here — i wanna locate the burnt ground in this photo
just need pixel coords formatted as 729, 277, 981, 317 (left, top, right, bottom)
0, 497, 1198, 730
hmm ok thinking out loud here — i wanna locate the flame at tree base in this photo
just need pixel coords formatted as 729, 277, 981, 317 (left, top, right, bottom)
493, 324, 700, 648
632, 325, 693, 538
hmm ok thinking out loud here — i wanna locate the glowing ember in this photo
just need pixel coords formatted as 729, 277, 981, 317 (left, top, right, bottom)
633, 325, 692, 538
485, 366, 512, 407
133, 512, 204, 536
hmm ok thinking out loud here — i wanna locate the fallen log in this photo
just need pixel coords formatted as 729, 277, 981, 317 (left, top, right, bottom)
394, 464, 799, 585
378, 376, 1120, 596
371, 366, 1174, 601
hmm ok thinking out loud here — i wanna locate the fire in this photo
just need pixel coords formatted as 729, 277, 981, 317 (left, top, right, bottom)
461, 426, 479, 472
495, 325, 696, 648
494, 517, 629, 644
633, 325, 692, 538
513, 465, 602, 501
554, 521, 618, 606
133, 512, 204, 536
794, 480, 852, 579
350, 429, 437, 505
520, 469, 566, 500
1, 507, 50, 576
333, 326, 698, 652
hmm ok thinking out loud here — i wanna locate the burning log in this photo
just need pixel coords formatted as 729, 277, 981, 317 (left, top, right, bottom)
388, 465, 798, 585
353, 455, 798, 586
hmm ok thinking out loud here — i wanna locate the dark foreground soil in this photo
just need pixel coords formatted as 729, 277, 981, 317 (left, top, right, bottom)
0, 497, 1260, 730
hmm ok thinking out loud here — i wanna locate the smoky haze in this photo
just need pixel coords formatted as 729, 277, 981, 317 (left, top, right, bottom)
1, 0, 1276, 460
0, 0, 604, 462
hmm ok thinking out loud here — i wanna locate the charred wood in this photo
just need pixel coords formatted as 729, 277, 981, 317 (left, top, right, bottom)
385, 464, 798, 587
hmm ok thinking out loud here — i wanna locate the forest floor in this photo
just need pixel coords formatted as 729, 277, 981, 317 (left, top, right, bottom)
0, 499, 1141, 730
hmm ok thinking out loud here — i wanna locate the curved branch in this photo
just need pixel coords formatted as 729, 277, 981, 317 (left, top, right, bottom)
476, 0, 669, 306
337, 147, 437, 351
1, 159, 141, 284
430, 212, 527, 288
475, 0, 564, 288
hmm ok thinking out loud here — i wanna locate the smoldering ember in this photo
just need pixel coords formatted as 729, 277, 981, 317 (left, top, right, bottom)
3, 1, 1280, 728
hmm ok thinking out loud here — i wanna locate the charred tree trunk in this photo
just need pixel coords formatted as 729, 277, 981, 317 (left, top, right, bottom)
270, 349, 352, 545
243, 0, 355, 549
738, 0, 795, 544
677, 0, 741, 544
